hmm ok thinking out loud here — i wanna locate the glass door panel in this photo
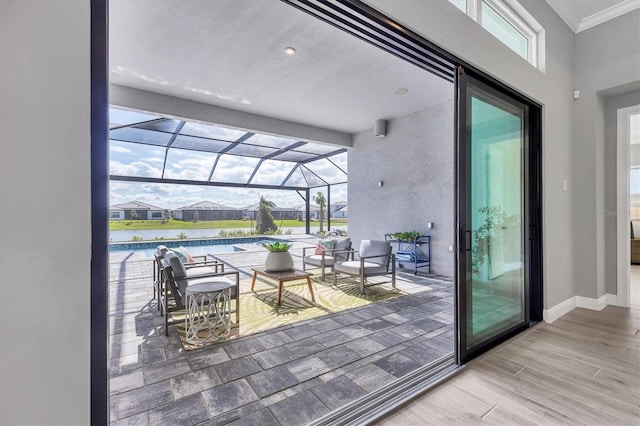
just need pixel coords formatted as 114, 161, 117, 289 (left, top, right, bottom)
458, 70, 530, 362
469, 92, 525, 344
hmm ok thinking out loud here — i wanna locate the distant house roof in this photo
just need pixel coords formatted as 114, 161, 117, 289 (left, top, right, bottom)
294, 204, 321, 212
174, 201, 238, 211
110, 200, 164, 210
242, 203, 297, 212
335, 205, 348, 212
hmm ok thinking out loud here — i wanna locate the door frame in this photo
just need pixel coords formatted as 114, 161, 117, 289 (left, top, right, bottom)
91, 0, 544, 422
616, 104, 639, 308
456, 66, 543, 364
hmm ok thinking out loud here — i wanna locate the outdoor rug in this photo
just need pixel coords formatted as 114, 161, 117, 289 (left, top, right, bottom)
172, 275, 407, 350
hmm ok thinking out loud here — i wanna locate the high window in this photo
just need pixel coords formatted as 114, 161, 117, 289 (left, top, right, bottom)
448, 0, 544, 70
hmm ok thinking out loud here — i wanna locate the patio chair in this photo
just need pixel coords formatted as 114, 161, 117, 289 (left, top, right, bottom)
162, 252, 239, 336
155, 245, 226, 313
302, 237, 352, 280
333, 239, 396, 294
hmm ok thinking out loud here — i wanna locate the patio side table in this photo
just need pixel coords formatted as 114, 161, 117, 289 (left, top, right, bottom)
184, 281, 231, 345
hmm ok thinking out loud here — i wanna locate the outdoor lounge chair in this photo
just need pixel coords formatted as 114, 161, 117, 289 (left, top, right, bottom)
333, 239, 396, 294
154, 245, 225, 313
162, 252, 239, 336
302, 237, 352, 280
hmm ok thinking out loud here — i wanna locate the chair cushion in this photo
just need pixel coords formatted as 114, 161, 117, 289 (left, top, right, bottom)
304, 254, 335, 267
186, 276, 233, 287
186, 266, 223, 278
170, 246, 194, 263
165, 252, 188, 294
359, 240, 389, 261
333, 238, 351, 261
314, 239, 336, 255
334, 260, 388, 275
156, 245, 169, 257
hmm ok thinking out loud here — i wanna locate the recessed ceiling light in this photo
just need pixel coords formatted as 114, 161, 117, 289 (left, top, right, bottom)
284, 46, 296, 56
394, 88, 409, 95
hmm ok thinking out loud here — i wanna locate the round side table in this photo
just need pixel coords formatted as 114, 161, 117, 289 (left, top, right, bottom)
184, 281, 231, 345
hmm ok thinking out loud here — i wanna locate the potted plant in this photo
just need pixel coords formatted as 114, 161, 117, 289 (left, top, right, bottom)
259, 241, 294, 272
392, 231, 420, 242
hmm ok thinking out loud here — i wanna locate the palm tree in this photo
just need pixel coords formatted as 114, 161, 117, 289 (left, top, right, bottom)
256, 195, 277, 234
313, 191, 327, 233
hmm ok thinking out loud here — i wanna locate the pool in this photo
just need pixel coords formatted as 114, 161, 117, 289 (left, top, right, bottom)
109, 237, 284, 259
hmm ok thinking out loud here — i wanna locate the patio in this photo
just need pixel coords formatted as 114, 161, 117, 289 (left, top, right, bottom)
108, 236, 454, 425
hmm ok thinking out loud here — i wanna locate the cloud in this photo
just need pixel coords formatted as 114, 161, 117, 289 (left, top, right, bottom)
110, 160, 161, 178
110, 145, 132, 154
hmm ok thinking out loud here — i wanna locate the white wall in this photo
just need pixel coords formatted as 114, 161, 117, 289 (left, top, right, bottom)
365, 0, 577, 309
350, 99, 455, 277
0, 1, 91, 424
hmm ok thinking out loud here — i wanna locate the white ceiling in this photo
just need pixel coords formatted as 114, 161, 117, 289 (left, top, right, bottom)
109, 0, 453, 135
545, 0, 640, 32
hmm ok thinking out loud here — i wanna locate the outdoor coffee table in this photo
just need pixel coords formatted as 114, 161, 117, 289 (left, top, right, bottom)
250, 267, 315, 305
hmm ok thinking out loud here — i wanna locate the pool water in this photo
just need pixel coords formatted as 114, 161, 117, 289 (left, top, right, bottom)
108, 237, 284, 259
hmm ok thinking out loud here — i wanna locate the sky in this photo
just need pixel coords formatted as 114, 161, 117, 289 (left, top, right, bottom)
109, 108, 348, 210
109, 180, 347, 210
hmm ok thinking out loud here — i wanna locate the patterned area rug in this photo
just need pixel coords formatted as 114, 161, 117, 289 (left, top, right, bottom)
173, 275, 406, 350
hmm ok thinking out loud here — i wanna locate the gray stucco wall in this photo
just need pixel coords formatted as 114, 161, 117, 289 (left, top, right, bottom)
573, 10, 640, 298
604, 90, 640, 294
349, 98, 455, 277
365, 0, 640, 308
365, 0, 577, 308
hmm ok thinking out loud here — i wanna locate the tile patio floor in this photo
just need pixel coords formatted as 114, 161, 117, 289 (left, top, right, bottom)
109, 236, 454, 425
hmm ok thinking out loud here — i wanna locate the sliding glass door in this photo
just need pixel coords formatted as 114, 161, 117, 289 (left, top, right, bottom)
457, 68, 540, 363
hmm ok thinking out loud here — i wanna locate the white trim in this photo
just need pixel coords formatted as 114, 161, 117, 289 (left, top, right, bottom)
616, 105, 638, 309
543, 296, 575, 323
606, 293, 626, 307
545, 0, 640, 33
449, 0, 544, 70
577, 0, 640, 33
575, 294, 608, 311
544, 294, 618, 323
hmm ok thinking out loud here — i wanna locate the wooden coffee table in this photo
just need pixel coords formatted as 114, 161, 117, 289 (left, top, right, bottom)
250, 267, 315, 305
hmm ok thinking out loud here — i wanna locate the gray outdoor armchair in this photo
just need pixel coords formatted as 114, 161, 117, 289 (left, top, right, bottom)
302, 237, 352, 280
332, 239, 396, 294
162, 252, 239, 336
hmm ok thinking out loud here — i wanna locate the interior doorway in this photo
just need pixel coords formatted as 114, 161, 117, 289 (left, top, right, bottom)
616, 104, 640, 308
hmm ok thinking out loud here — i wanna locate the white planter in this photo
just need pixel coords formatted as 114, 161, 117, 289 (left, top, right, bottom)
264, 251, 294, 272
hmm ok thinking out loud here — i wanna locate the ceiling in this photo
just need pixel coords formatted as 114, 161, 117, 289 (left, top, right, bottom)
109, 0, 453, 135
545, 0, 640, 32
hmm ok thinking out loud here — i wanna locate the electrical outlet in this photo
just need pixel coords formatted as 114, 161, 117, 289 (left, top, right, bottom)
448, 244, 454, 252
563, 179, 568, 191
427, 222, 433, 229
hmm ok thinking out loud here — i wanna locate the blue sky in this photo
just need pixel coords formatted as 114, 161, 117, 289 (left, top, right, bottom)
109, 107, 348, 209
109, 141, 347, 209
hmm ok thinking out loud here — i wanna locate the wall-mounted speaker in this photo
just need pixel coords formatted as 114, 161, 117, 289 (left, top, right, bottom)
374, 119, 386, 138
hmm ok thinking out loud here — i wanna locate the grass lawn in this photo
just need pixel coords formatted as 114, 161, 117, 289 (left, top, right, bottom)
109, 218, 347, 231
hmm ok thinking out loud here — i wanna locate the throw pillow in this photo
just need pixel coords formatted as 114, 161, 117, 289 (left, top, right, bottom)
171, 246, 194, 263
314, 239, 336, 255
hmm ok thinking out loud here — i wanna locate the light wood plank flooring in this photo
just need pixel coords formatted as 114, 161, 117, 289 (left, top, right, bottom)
376, 266, 640, 425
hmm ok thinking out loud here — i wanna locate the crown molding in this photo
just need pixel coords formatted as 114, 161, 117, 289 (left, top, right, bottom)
577, 0, 640, 32
546, 0, 640, 33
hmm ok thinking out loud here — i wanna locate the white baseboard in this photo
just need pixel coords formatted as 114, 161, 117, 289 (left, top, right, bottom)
606, 293, 629, 307
575, 294, 608, 311
544, 293, 616, 323
543, 297, 576, 323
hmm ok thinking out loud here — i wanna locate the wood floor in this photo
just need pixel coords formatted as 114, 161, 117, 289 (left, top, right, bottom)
376, 266, 640, 425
